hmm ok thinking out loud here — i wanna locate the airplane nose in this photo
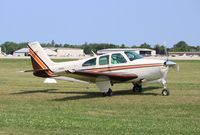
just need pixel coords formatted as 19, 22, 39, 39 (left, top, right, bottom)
164, 60, 179, 71
164, 60, 176, 66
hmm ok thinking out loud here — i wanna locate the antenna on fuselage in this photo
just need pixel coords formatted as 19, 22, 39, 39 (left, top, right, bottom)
91, 51, 97, 56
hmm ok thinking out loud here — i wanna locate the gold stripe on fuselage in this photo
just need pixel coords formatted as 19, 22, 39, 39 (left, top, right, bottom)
85, 63, 163, 73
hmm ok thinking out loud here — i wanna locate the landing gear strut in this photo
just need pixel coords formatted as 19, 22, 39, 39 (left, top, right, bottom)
161, 79, 170, 96
132, 84, 142, 93
102, 88, 113, 97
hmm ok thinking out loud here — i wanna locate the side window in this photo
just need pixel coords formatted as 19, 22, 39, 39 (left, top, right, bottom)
99, 55, 109, 65
124, 51, 143, 61
125, 51, 135, 61
111, 53, 127, 64
82, 58, 96, 67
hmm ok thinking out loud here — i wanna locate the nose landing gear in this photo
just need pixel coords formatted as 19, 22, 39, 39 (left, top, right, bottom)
162, 89, 170, 96
161, 79, 170, 96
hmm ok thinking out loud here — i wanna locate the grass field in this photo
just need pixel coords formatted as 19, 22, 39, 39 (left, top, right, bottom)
0, 59, 199, 135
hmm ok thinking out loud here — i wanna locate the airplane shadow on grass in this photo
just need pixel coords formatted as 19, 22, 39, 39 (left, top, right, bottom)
12, 89, 58, 94
53, 87, 160, 101
12, 86, 161, 101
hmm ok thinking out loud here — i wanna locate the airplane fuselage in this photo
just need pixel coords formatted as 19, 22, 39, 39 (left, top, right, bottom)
27, 42, 175, 96
50, 52, 168, 84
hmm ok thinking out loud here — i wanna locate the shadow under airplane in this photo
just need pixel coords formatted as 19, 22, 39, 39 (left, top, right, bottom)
11, 86, 161, 101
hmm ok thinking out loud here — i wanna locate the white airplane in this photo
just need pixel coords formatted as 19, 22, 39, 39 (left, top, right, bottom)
26, 41, 177, 96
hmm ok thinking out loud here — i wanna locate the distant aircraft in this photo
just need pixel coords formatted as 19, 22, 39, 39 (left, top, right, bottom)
26, 41, 177, 96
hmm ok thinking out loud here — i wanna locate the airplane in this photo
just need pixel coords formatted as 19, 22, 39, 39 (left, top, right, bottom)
26, 41, 177, 97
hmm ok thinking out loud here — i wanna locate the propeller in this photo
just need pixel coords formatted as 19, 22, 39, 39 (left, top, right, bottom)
163, 42, 169, 61
163, 42, 179, 71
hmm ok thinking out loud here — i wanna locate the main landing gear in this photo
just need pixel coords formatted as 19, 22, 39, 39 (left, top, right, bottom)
95, 76, 113, 97
102, 88, 113, 97
132, 84, 142, 93
96, 77, 170, 97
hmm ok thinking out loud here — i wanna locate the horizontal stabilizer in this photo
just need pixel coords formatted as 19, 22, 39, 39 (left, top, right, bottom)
43, 78, 57, 83
21, 69, 49, 73
53, 76, 89, 84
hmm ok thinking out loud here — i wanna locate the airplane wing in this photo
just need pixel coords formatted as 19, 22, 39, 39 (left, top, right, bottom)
68, 70, 138, 82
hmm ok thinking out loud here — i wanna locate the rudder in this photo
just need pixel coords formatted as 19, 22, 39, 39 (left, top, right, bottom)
28, 42, 55, 77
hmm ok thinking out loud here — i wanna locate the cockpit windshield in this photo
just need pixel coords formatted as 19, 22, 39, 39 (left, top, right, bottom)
124, 51, 143, 61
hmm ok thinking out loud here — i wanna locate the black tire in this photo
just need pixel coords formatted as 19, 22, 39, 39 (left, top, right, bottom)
133, 85, 142, 93
107, 88, 113, 96
102, 88, 112, 97
102, 92, 107, 97
162, 89, 170, 96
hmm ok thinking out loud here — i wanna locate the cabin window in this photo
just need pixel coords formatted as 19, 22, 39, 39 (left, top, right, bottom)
99, 55, 109, 65
124, 51, 143, 61
111, 53, 127, 64
82, 58, 96, 66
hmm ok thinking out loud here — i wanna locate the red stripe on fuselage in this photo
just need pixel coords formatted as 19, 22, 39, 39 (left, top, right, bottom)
85, 63, 163, 72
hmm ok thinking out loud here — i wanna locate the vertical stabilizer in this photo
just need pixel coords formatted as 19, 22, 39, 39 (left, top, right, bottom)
28, 41, 55, 77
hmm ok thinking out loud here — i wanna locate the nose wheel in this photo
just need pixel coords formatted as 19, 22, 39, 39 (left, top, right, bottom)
161, 79, 170, 96
162, 89, 170, 96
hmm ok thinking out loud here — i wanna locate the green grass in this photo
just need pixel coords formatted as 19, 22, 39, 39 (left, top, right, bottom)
0, 59, 199, 135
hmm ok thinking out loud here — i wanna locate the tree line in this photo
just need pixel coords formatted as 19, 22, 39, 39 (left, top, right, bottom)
0, 40, 199, 55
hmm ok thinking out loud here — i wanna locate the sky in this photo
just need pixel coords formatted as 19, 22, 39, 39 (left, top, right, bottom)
0, 0, 200, 47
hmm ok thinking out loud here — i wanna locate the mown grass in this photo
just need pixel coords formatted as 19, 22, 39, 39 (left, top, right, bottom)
0, 59, 199, 135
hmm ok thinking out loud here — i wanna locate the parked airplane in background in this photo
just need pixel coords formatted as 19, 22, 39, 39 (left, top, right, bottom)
26, 41, 177, 96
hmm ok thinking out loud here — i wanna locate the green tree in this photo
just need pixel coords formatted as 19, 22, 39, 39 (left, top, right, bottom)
63, 44, 70, 47
154, 44, 166, 55
120, 44, 126, 48
51, 40, 55, 46
83, 45, 92, 54
196, 46, 200, 51
172, 41, 190, 52
131, 45, 138, 48
1, 42, 25, 54
139, 43, 151, 49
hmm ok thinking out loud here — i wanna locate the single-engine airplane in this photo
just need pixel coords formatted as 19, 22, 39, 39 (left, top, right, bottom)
26, 41, 177, 96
